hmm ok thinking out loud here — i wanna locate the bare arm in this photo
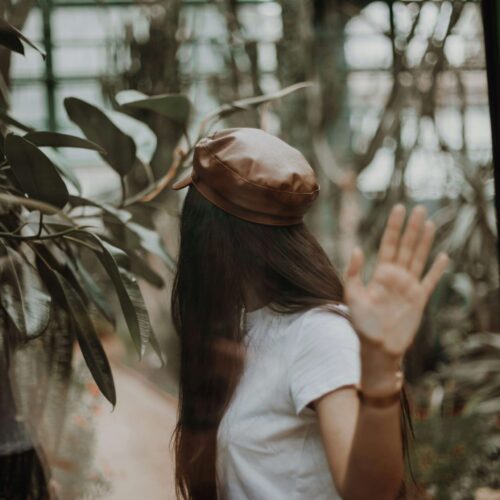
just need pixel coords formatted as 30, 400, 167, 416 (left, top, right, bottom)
313, 357, 404, 499
313, 203, 449, 499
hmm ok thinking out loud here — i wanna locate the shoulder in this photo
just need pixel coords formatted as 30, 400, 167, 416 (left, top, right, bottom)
290, 302, 360, 353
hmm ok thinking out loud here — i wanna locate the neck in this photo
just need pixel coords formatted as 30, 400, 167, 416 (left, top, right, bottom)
243, 284, 269, 312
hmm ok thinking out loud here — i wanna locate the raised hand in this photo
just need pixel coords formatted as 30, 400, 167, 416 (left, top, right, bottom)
344, 204, 449, 359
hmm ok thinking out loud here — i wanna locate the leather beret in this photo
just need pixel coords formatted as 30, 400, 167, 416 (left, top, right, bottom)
171, 128, 320, 225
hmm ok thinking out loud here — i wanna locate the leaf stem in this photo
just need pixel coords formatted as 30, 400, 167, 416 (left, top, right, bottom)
62, 235, 102, 253
120, 176, 127, 208
36, 211, 44, 237
0, 226, 91, 241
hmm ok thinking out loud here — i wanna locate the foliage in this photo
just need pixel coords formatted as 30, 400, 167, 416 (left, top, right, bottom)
0, 15, 310, 493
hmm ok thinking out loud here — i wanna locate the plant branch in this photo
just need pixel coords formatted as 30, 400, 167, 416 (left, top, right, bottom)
0, 225, 93, 241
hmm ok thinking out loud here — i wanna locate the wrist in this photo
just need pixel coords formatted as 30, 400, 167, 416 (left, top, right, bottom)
359, 341, 404, 398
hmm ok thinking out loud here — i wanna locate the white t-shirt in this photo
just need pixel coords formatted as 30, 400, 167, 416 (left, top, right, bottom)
216, 303, 361, 500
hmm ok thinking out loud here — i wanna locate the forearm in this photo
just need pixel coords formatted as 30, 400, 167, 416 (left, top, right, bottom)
341, 344, 405, 500
341, 401, 403, 500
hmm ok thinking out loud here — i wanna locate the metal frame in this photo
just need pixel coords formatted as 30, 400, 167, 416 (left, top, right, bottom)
11, 0, 483, 132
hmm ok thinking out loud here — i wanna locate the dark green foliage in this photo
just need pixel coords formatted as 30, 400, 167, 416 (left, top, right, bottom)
5, 134, 70, 209
0, 12, 309, 437
0, 18, 45, 58
117, 91, 191, 126
64, 97, 137, 177
0, 243, 51, 339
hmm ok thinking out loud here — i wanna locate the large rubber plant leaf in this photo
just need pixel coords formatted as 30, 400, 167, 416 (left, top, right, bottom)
64, 97, 136, 177
52, 268, 116, 406
5, 134, 69, 209
0, 244, 51, 339
71, 232, 165, 364
69, 260, 115, 324
99, 239, 165, 365
23, 131, 106, 153
106, 109, 157, 166
116, 90, 192, 126
41, 147, 82, 194
0, 18, 45, 58
73, 232, 148, 356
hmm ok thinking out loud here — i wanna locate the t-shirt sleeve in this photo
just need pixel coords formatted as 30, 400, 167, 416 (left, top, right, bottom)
288, 305, 361, 416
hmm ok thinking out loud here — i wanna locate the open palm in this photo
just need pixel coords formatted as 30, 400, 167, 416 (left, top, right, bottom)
344, 204, 449, 358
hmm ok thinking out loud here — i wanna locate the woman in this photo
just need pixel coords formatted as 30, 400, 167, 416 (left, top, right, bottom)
170, 128, 449, 500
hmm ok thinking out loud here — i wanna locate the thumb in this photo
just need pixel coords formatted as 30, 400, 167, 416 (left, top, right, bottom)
344, 246, 364, 284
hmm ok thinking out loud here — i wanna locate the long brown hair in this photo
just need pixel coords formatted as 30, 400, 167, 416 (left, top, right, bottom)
171, 185, 415, 499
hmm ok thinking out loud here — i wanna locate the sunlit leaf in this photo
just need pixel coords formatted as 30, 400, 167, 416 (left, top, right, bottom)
70, 232, 154, 359
117, 90, 192, 125
106, 109, 157, 165
49, 267, 115, 405
68, 259, 115, 324
206, 82, 313, 123
0, 243, 51, 338
64, 97, 137, 177
0, 18, 46, 58
24, 131, 106, 153
42, 148, 82, 194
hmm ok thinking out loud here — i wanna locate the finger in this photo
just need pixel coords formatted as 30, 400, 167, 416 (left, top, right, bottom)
344, 246, 365, 299
421, 252, 450, 298
408, 220, 436, 278
345, 246, 364, 283
395, 205, 427, 269
345, 246, 364, 279
376, 204, 406, 266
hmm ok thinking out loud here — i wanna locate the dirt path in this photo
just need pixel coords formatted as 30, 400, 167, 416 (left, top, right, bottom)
94, 363, 178, 500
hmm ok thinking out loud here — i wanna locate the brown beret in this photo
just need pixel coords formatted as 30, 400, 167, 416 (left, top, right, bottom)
171, 128, 320, 226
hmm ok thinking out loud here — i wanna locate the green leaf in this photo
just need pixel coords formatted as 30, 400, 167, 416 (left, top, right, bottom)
23, 131, 106, 153
148, 328, 166, 367
52, 269, 116, 406
116, 90, 192, 125
64, 97, 137, 177
0, 18, 46, 58
71, 232, 153, 358
68, 259, 115, 324
42, 148, 82, 194
5, 134, 69, 209
107, 109, 157, 165
0, 243, 51, 339
206, 82, 313, 123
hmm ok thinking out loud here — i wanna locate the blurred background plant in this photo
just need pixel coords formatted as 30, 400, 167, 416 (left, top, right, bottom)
1, 0, 499, 498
